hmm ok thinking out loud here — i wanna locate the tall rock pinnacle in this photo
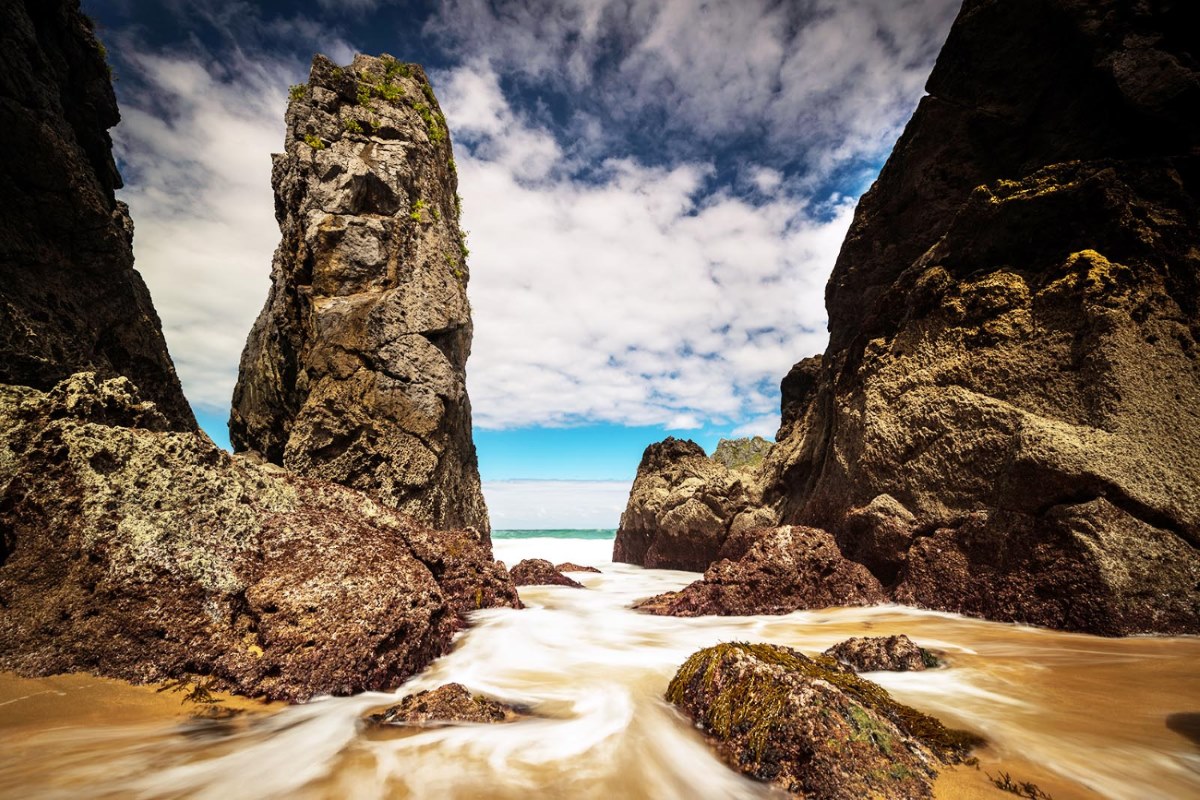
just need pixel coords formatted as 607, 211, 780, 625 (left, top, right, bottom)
231, 54, 489, 533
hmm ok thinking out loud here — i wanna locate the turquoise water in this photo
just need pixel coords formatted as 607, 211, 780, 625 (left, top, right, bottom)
492, 529, 616, 540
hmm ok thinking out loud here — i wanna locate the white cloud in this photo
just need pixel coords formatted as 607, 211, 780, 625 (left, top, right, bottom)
442, 61, 854, 430
483, 480, 632, 529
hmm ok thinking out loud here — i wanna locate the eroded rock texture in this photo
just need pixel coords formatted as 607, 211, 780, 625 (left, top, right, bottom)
823, 636, 935, 673
666, 643, 980, 798
621, 0, 1200, 635
366, 683, 522, 727
0, 374, 519, 701
0, 0, 194, 431
613, 438, 775, 571
509, 558, 584, 588
231, 54, 488, 532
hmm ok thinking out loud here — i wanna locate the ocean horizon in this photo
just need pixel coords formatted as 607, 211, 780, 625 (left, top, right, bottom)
492, 529, 616, 540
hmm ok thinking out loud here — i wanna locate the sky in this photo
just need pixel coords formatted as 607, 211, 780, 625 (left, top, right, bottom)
84, 0, 960, 528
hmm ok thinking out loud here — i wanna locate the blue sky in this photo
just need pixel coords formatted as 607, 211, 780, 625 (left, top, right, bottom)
85, 0, 959, 527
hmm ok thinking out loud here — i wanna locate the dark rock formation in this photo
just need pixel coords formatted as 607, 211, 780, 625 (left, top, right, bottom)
635, 526, 885, 616
666, 643, 981, 798
366, 683, 521, 726
556, 562, 601, 574
0, 374, 520, 701
0, 0, 194, 431
823, 635, 936, 673
619, 0, 1200, 635
613, 438, 775, 571
230, 53, 488, 533
510, 558, 584, 588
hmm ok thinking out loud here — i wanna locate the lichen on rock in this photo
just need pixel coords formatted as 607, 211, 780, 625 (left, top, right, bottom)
666, 642, 981, 798
230, 52, 488, 534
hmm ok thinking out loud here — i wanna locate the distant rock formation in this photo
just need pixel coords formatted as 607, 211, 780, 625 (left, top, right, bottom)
0, 0, 195, 431
231, 54, 488, 533
621, 0, 1200, 635
612, 438, 775, 571
0, 374, 520, 701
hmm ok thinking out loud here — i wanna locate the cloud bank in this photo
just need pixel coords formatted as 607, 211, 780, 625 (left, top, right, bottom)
101, 0, 957, 439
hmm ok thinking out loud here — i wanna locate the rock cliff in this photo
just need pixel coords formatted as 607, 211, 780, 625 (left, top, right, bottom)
621, 0, 1200, 635
0, 374, 519, 701
230, 54, 488, 533
613, 438, 774, 571
0, 0, 194, 430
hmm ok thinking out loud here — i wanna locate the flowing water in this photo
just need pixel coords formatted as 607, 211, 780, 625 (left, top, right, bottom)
1, 533, 1198, 799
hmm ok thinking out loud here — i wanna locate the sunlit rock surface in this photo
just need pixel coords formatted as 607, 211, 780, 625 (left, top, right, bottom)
0, 374, 519, 701
231, 53, 488, 533
666, 643, 981, 798
617, 0, 1200, 635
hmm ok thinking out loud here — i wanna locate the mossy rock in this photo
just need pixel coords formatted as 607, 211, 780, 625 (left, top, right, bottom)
666, 642, 983, 798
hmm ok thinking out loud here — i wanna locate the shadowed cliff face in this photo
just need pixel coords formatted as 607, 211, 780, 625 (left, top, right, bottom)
0, 0, 195, 431
230, 54, 488, 533
621, 0, 1200, 635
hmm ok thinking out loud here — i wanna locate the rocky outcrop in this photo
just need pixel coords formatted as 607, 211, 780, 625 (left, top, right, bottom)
824, 636, 936, 673
711, 436, 773, 471
510, 558, 584, 588
0, 0, 194, 431
612, 438, 775, 571
0, 374, 520, 701
666, 643, 981, 798
635, 526, 885, 616
366, 683, 522, 726
620, 0, 1200, 635
230, 53, 488, 533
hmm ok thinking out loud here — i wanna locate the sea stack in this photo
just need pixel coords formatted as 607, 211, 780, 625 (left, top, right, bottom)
231, 54, 489, 532
0, 0, 195, 431
621, 0, 1200, 635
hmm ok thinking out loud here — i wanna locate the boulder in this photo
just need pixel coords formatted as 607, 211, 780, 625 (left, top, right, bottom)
0, 374, 520, 701
666, 643, 981, 798
555, 562, 601, 574
823, 635, 937, 673
230, 53, 488, 533
0, 0, 194, 430
366, 683, 521, 726
613, 438, 775, 571
509, 558, 584, 588
635, 527, 885, 616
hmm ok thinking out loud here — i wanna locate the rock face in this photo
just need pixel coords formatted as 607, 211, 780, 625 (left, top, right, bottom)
823, 636, 935, 673
666, 643, 980, 798
0, 374, 520, 701
619, 0, 1200, 635
635, 526, 885, 616
0, 0, 194, 431
613, 438, 775, 571
230, 53, 488, 533
366, 683, 521, 726
509, 558, 584, 588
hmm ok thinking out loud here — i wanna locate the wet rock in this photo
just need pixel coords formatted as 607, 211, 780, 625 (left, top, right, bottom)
614, 0, 1200, 635
635, 527, 885, 616
0, 374, 519, 701
666, 642, 981, 798
366, 683, 521, 726
823, 635, 936, 673
555, 562, 601, 574
613, 438, 775, 571
230, 53, 488, 533
510, 559, 584, 588
0, 0, 195, 430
